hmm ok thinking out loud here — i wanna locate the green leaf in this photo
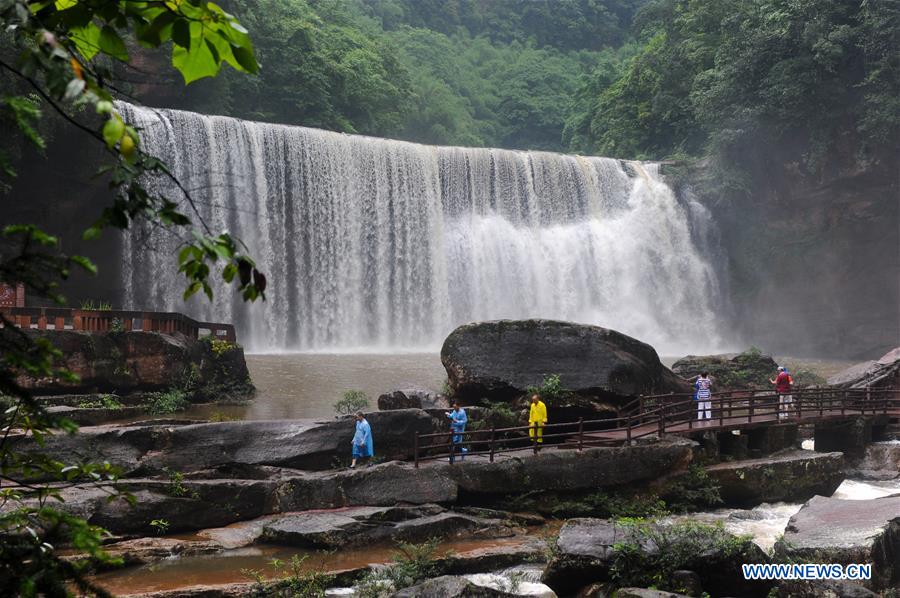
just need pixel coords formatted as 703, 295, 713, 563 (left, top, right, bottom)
183, 281, 201, 300
172, 19, 191, 49
230, 44, 258, 74
82, 225, 102, 240
69, 23, 101, 61
102, 117, 124, 149
98, 25, 128, 61
71, 255, 97, 275
172, 40, 220, 84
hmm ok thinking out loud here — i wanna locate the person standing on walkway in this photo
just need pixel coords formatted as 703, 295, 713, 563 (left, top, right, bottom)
770, 366, 793, 419
529, 394, 548, 451
695, 371, 713, 420
350, 412, 373, 469
446, 402, 467, 463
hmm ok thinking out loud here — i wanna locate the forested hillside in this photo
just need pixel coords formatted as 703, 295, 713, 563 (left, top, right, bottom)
161, 0, 644, 151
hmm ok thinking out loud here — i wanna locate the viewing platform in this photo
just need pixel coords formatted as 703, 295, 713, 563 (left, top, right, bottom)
0, 306, 235, 342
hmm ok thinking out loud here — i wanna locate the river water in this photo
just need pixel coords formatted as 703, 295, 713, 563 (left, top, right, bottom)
91, 475, 899, 595
168, 353, 852, 422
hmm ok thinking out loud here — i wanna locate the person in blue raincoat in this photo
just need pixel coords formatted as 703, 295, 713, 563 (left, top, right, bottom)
350, 411, 373, 468
446, 402, 467, 463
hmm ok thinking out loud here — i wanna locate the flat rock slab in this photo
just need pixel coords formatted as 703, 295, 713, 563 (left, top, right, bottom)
443, 439, 694, 495
10, 409, 437, 476
705, 450, 845, 507
776, 495, 900, 589
260, 504, 517, 548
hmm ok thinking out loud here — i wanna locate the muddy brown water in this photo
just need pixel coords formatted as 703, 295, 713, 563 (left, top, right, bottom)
90, 533, 552, 595
107, 352, 851, 424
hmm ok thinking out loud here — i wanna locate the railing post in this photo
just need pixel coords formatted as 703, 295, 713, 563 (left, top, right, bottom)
532, 424, 538, 455
719, 395, 724, 427
639, 395, 644, 425
866, 385, 871, 414
749, 395, 754, 423
658, 402, 666, 436
414, 432, 419, 469
577, 418, 584, 452
489, 427, 495, 463
841, 389, 846, 416
626, 414, 632, 444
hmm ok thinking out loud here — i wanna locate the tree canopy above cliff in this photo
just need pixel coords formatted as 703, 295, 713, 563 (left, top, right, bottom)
569, 0, 899, 186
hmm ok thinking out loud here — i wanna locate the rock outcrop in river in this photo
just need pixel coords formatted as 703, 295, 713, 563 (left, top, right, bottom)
542, 518, 772, 596
16, 329, 253, 400
775, 495, 900, 590
441, 320, 689, 403
705, 450, 845, 507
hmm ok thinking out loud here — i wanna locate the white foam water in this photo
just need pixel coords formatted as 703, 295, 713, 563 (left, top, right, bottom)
120, 104, 723, 353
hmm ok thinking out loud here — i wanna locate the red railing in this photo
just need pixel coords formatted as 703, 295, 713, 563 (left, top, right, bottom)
413, 387, 900, 466
0, 306, 236, 342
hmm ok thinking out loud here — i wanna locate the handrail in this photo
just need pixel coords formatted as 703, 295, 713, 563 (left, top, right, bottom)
413, 386, 900, 467
0, 306, 236, 342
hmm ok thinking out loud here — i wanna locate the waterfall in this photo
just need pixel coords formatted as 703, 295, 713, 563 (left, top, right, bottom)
120, 104, 723, 353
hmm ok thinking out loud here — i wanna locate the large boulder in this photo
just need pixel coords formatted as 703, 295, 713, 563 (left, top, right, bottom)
441, 320, 689, 403
378, 388, 450, 411
10, 409, 437, 475
542, 518, 771, 597
775, 495, 900, 590
15, 329, 253, 400
671, 350, 778, 390
827, 348, 900, 389
705, 450, 845, 507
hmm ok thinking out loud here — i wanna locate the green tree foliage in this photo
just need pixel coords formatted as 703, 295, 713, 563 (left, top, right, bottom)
0, 0, 262, 594
174, 0, 645, 151
577, 0, 899, 188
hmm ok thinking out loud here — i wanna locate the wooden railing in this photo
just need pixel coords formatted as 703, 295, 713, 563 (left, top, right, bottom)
0, 306, 236, 342
413, 387, 900, 466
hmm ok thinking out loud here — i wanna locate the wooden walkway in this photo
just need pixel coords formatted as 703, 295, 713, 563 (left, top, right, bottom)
414, 387, 900, 466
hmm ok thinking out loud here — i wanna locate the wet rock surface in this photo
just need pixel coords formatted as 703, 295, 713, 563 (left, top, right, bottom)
393, 575, 520, 597
16, 329, 253, 399
828, 347, 900, 389
10, 409, 438, 475
775, 495, 900, 589
671, 351, 778, 389
378, 388, 451, 410
440, 320, 689, 403
445, 439, 694, 496
705, 450, 845, 507
30, 439, 694, 535
542, 518, 771, 597
260, 504, 518, 548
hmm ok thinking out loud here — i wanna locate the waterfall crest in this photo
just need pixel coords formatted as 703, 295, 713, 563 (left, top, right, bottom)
120, 104, 723, 353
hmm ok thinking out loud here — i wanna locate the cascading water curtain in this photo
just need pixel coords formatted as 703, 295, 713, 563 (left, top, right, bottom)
120, 103, 723, 354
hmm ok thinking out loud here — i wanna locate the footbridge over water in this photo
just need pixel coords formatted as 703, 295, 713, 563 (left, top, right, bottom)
414, 387, 900, 466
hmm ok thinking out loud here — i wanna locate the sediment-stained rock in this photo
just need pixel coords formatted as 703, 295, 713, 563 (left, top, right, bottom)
705, 450, 845, 507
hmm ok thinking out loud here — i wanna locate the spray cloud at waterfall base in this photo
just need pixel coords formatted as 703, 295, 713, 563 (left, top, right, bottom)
121, 104, 724, 354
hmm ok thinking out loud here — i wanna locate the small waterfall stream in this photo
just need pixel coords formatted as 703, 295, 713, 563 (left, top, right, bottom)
120, 104, 722, 352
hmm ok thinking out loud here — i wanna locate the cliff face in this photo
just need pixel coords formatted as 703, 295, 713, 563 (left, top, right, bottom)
688, 158, 898, 360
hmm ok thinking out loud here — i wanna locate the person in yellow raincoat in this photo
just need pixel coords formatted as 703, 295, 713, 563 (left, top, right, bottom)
529, 394, 548, 451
